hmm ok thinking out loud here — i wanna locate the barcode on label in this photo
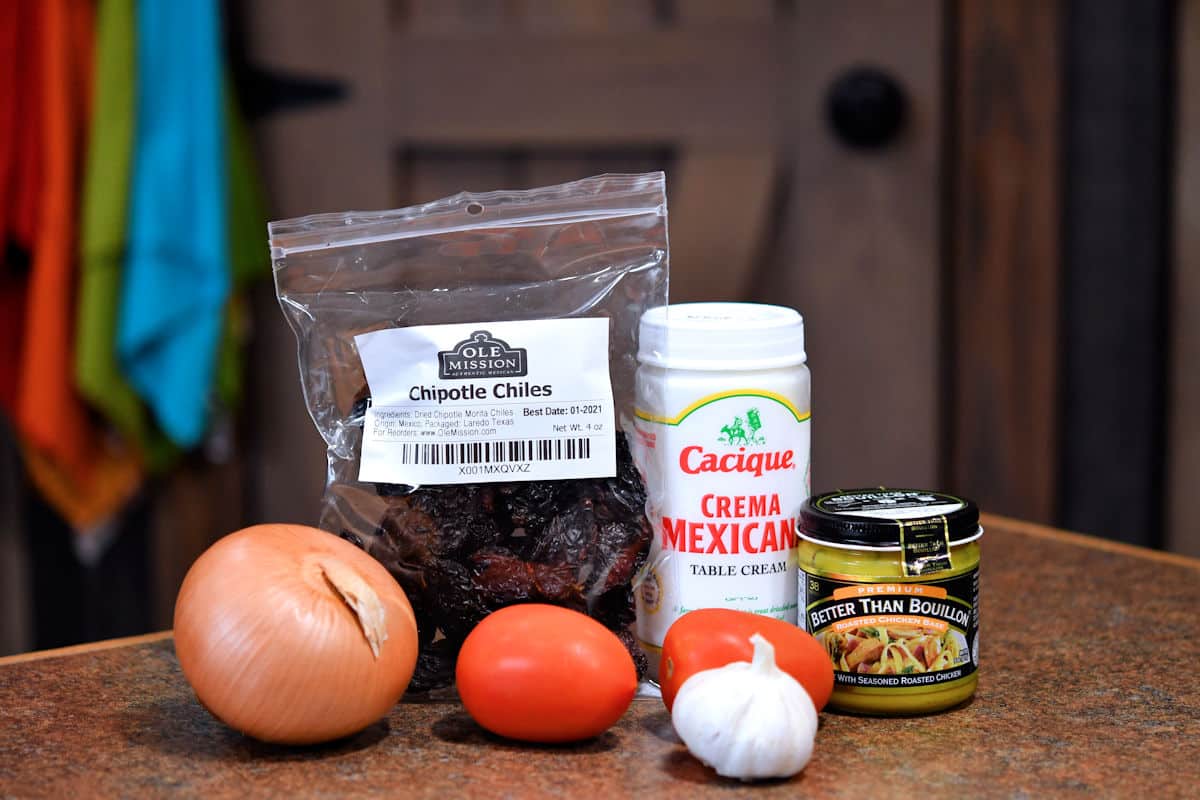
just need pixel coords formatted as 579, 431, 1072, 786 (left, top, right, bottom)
397, 438, 593, 465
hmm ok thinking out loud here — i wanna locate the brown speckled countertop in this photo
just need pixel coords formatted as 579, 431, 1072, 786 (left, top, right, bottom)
2, 515, 1199, 798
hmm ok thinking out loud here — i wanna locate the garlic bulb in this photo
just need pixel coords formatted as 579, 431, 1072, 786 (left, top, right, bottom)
671, 633, 819, 781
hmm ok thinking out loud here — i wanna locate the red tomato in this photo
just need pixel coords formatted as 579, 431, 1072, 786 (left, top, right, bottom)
456, 604, 637, 742
660, 609, 833, 712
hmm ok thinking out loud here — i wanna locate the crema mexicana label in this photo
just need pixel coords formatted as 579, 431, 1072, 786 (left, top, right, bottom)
355, 318, 616, 485
634, 391, 811, 649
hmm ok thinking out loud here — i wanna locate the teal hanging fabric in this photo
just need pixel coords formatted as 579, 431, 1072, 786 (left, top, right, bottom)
118, 0, 227, 448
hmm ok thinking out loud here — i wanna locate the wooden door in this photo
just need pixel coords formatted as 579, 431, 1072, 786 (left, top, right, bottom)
241, 0, 946, 526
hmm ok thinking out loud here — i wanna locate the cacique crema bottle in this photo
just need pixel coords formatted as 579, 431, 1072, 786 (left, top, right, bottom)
632, 302, 811, 680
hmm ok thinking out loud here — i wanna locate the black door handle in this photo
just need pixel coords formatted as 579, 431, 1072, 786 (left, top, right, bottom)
825, 66, 908, 150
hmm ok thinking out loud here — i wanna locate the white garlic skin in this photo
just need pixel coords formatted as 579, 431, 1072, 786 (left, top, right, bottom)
670, 634, 818, 781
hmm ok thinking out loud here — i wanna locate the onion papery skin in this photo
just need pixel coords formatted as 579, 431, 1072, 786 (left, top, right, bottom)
174, 524, 418, 744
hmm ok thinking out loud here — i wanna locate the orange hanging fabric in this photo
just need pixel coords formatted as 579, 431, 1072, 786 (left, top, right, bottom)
15, 0, 142, 530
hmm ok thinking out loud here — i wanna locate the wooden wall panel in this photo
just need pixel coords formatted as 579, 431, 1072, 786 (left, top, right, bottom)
523, 151, 669, 189
149, 459, 245, 629
769, 1, 944, 492
386, 28, 779, 146
523, 156, 611, 189
403, 152, 518, 207
247, 2, 393, 216
401, 0, 658, 32
1169, 0, 1200, 557
1058, 0, 1172, 547
669, 150, 776, 302
400, 0, 514, 32
0, 423, 31, 655
242, 0, 395, 527
676, 0, 774, 24
515, 0, 657, 31
950, 1, 1062, 523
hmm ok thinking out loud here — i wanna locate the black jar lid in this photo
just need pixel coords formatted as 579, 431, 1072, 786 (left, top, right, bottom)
799, 488, 981, 549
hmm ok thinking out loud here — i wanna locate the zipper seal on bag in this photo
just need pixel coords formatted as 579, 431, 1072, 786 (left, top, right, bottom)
268, 172, 667, 259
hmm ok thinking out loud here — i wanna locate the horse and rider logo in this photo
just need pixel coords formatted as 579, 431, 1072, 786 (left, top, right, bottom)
718, 407, 766, 446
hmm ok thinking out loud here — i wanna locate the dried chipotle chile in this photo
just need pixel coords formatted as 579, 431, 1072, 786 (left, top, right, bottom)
343, 422, 652, 690
408, 638, 458, 694
470, 547, 586, 612
616, 628, 649, 680
411, 486, 505, 560
426, 558, 491, 643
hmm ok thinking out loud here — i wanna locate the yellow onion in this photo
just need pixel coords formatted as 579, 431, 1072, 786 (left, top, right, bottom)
174, 524, 418, 744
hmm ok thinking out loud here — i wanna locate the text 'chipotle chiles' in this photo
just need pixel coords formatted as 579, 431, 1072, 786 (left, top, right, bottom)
659, 608, 833, 712
455, 604, 638, 743
173, 524, 419, 745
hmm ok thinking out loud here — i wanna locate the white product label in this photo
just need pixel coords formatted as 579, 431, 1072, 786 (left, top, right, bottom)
634, 391, 811, 651
355, 318, 616, 485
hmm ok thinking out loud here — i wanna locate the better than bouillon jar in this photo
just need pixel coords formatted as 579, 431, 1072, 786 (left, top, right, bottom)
797, 489, 981, 715
633, 303, 811, 681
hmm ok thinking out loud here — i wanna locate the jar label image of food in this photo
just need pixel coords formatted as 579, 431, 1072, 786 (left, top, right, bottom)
633, 390, 811, 663
801, 568, 979, 690
355, 317, 616, 486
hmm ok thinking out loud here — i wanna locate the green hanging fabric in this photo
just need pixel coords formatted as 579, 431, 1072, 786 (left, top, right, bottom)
73, 0, 176, 471
215, 82, 269, 413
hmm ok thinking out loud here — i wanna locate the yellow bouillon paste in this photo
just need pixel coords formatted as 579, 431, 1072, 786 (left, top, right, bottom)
797, 489, 981, 715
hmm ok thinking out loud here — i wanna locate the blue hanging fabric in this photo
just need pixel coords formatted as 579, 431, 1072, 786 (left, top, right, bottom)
118, 0, 227, 448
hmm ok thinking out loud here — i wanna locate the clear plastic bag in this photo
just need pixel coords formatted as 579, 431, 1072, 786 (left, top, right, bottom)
269, 173, 668, 690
